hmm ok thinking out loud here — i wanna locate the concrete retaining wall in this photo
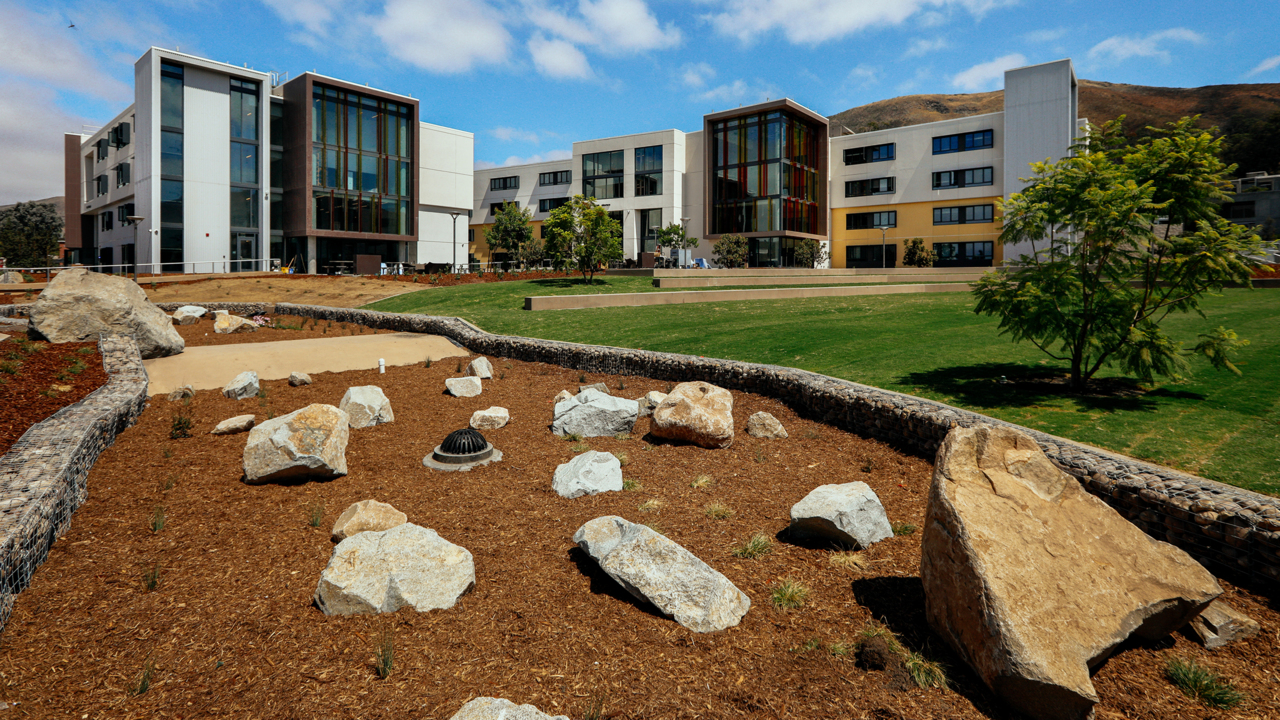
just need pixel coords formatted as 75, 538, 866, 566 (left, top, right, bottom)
653, 267, 983, 278
654, 274, 984, 288
523, 283, 971, 311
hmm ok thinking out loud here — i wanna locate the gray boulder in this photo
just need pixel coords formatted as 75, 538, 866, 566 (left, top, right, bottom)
27, 268, 184, 359
340, 385, 394, 428
0, 271, 24, 284
449, 698, 569, 720
171, 305, 207, 325
167, 385, 194, 402
242, 403, 349, 484
789, 482, 893, 548
445, 376, 482, 397
746, 411, 788, 439
554, 389, 573, 403
467, 357, 494, 379
470, 406, 510, 430
552, 451, 623, 499
211, 414, 255, 435
574, 515, 750, 632
289, 371, 312, 387
552, 389, 638, 438
222, 371, 259, 400
636, 390, 668, 417
314, 523, 475, 615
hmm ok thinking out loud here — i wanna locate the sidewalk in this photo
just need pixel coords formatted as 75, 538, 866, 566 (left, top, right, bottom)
142, 332, 469, 397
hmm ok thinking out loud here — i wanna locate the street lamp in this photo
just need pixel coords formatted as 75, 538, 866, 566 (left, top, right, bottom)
127, 215, 145, 281
878, 226, 888, 269
449, 212, 461, 274
679, 217, 691, 267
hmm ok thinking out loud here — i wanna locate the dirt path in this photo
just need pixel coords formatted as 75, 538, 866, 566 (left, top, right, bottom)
142, 275, 420, 308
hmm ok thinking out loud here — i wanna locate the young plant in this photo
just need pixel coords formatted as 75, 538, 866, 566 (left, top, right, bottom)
704, 502, 734, 520
374, 627, 394, 680
732, 533, 773, 559
425, 357, 433, 368
792, 638, 821, 653
563, 432, 583, 442
771, 579, 809, 610
613, 432, 632, 441
638, 498, 664, 513
307, 502, 325, 528
617, 380, 627, 391
150, 505, 166, 533
159, 475, 177, 493
129, 655, 156, 696
580, 694, 606, 720
1166, 657, 1245, 709
753, 448, 765, 464
622, 478, 641, 491
892, 522, 918, 536
614, 451, 629, 467
903, 649, 949, 690
161, 447, 173, 459
829, 551, 873, 572
455, 359, 464, 373
690, 474, 713, 490
142, 563, 162, 592
571, 442, 591, 453
578, 371, 587, 383
829, 642, 853, 657
170, 412, 193, 440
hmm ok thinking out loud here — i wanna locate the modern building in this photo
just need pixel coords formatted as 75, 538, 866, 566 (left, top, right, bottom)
1226, 172, 1280, 261
64, 48, 472, 274
470, 58, 1083, 269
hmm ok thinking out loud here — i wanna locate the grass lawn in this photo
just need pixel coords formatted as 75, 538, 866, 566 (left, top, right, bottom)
367, 278, 1280, 496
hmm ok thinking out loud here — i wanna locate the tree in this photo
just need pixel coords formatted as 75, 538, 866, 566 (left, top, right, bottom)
0, 201, 62, 269
519, 234, 546, 268
486, 201, 533, 268
542, 195, 622, 284
655, 223, 698, 252
974, 116, 1274, 391
902, 238, 936, 267
792, 238, 829, 268
712, 234, 748, 269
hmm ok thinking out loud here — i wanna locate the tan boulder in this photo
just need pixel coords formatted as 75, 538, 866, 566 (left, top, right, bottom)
1189, 600, 1260, 649
214, 312, 257, 334
921, 425, 1221, 720
242, 403, 349, 484
331, 499, 408, 542
27, 268, 184, 358
650, 381, 734, 449
746, 411, 788, 439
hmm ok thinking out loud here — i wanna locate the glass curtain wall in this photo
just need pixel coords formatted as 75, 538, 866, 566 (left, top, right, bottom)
269, 100, 284, 265
583, 150, 624, 200
159, 62, 184, 270
229, 78, 260, 272
635, 145, 662, 197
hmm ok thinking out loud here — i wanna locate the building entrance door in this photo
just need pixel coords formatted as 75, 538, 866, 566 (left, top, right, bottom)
230, 233, 259, 272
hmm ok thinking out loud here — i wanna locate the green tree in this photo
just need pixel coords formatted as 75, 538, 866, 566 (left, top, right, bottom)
486, 201, 533, 268
902, 238, 936, 268
712, 234, 748, 269
792, 238, 830, 268
542, 195, 622, 284
0, 201, 63, 269
519, 234, 546, 268
655, 222, 699, 252
974, 116, 1274, 391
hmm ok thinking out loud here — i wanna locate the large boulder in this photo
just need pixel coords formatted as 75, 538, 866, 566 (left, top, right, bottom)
789, 482, 893, 549
449, 698, 569, 720
650, 381, 734, 449
467, 357, 494, 379
340, 385, 394, 428
171, 305, 207, 325
211, 414, 255, 435
314, 523, 475, 615
0, 271, 24, 284
553, 451, 623, 499
551, 388, 637, 438
214, 312, 257, 334
26, 268, 183, 359
242, 403, 349, 484
921, 425, 1222, 720
746, 411, 788, 439
331, 499, 408, 542
470, 406, 510, 430
223, 371, 259, 400
445, 376, 482, 397
573, 515, 750, 633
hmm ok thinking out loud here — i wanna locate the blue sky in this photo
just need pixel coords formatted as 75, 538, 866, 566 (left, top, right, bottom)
2, 0, 1278, 203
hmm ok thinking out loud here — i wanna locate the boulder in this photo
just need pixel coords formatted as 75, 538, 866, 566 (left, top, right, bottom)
1189, 600, 1260, 650
579, 382, 609, 394
314, 523, 474, 615
214, 312, 257, 334
789, 482, 893, 549
331, 499, 408, 542
552, 389, 638, 438
553, 389, 573, 404
553, 451, 623, 499
211, 414, 255, 435
242, 403, 349, 484
222, 371, 259, 400
289, 371, 312, 387
449, 698, 569, 720
636, 390, 668, 417
470, 406, 510, 430
26, 267, 184, 359
650, 381, 735, 449
167, 385, 195, 402
746, 411, 788, 439
921, 425, 1222, 720
340, 385, 394, 428
171, 305, 207, 325
445, 376, 482, 397
0, 271, 24, 285
573, 515, 750, 632
467, 357, 494, 379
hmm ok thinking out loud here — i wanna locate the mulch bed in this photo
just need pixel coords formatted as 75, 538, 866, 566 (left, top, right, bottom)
175, 315, 394, 348
0, 355, 1275, 719
0, 336, 107, 455
367, 268, 603, 288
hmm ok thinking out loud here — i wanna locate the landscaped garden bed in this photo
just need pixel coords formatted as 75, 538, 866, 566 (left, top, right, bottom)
0, 352, 1274, 719
0, 337, 107, 455
173, 314, 394, 348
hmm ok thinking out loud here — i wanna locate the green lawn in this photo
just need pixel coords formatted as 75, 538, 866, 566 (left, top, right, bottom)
367, 278, 1280, 496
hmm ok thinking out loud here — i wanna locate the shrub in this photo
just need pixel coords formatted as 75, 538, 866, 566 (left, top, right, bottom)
902, 238, 936, 268
771, 579, 809, 610
170, 412, 193, 440
712, 234, 748, 269
1166, 657, 1245, 709
732, 533, 773, 559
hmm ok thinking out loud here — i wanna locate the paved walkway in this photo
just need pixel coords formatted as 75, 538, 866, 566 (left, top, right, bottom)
142, 333, 468, 397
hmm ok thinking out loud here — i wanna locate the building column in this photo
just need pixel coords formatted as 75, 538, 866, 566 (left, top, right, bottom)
307, 236, 317, 274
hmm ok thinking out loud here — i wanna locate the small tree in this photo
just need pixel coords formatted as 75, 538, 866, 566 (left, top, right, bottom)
0, 202, 63, 269
486, 201, 533, 268
974, 116, 1274, 391
792, 238, 830, 268
542, 195, 622, 284
655, 222, 698, 253
902, 238, 936, 268
519, 234, 546, 268
712, 234, 748, 269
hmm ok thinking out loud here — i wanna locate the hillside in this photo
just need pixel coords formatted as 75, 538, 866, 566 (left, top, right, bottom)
0, 196, 64, 217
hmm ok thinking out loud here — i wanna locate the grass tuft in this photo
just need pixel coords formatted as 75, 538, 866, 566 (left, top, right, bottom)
829, 551, 874, 572
424, 357, 433, 368
150, 505, 166, 533
455, 359, 463, 373
904, 649, 949, 690
704, 502, 734, 520
642, 521, 665, 536
129, 655, 156, 697
829, 641, 853, 657
374, 627, 394, 680
307, 501, 325, 528
615, 451, 629, 467
690, 474, 713, 490
571, 442, 591, 453
1166, 657, 1245, 709
564, 432, 583, 442
638, 498, 664, 513
732, 532, 773, 559
771, 579, 809, 610
170, 412, 193, 440
892, 522, 917, 536
753, 448, 765, 463
613, 432, 632, 441
159, 475, 177, 493
578, 372, 587, 383
580, 694, 606, 720
142, 563, 161, 592
622, 478, 641, 491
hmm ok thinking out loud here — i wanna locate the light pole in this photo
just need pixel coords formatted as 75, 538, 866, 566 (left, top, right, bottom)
679, 216, 691, 267
127, 215, 145, 281
879, 226, 888, 269
449, 212, 461, 274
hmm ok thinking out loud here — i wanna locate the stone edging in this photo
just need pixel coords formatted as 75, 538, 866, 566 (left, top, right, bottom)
156, 301, 1280, 588
0, 333, 148, 633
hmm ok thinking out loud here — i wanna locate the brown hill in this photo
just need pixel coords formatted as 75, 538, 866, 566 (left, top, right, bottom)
0, 196, 65, 217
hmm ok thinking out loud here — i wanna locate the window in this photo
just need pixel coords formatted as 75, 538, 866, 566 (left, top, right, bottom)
538, 197, 569, 214
584, 176, 623, 200
933, 204, 994, 225
638, 208, 662, 252
845, 211, 897, 230
933, 129, 993, 155
161, 180, 183, 224
95, 175, 108, 197
160, 227, 183, 267
933, 166, 993, 189
490, 201, 519, 217
490, 176, 519, 191
964, 204, 994, 223
100, 212, 113, 231
844, 177, 895, 197
270, 101, 283, 143
95, 139, 108, 162
933, 207, 960, 224
161, 131, 183, 178
963, 167, 993, 187
843, 143, 895, 165
231, 188, 259, 229
114, 162, 130, 187
935, 241, 994, 267
160, 62, 183, 130
583, 150, 624, 200
635, 145, 663, 197
230, 142, 257, 184
230, 78, 259, 141
539, 170, 571, 186
109, 122, 131, 148
1225, 201, 1256, 220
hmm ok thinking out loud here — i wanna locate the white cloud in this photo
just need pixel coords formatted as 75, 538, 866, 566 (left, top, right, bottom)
681, 62, 716, 88
261, 0, 346, 37
528, 33, 594, 79
847, 64, 879, 87
904, 37, 949, 58
696, 79, 777, 105
1022, 27, 1066, 44
0, 81, 90, 204
369, 0, 513, 73
918, 11, 946, 27
702, 0, 1016, 45
492, 127, 542, 143
1246, 55, 1280, 77
951, 52, 1027, 91
0, 2, 131, 102
1087, 28, 1204, 65
474, 149, 572, 170
524, 0, 681, 55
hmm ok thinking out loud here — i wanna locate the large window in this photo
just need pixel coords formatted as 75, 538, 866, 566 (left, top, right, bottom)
230, 78, 260, 271
583, 150, 624, 200
311, 84, 414, 236
538, 197, 569, 214
710, 110, 823, 236
933, 204, 995, 225
639, 208, 662, 252
933, 130, 993, 155
114, 162, 130, 187
843, 143, 894, 165
539, 170, 571, 186
490, 201, 519, 217
230, 142, 257, 184
635, 145, 662, 197
935, 241, 994, 267
933, 166, 993, 189
1225, 201, 1256, 220
845, 177, 894, 197
160, 63, 183, 131
845, 211, 896, 230
161, 180, 183, 224
161, 131, 183, 177
490, 176, 519, 191
160, 62, 184, 268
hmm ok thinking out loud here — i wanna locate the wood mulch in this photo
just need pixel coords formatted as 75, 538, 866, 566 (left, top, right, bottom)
174, 315, 394, 348
0, 336, 107, 455
0, 352, 1276, 719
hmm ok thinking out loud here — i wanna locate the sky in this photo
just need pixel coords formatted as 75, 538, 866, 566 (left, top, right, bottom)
1, 0, 1278, 204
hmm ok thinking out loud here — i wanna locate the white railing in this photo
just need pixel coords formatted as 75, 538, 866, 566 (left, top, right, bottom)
0, 258, 272, 282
